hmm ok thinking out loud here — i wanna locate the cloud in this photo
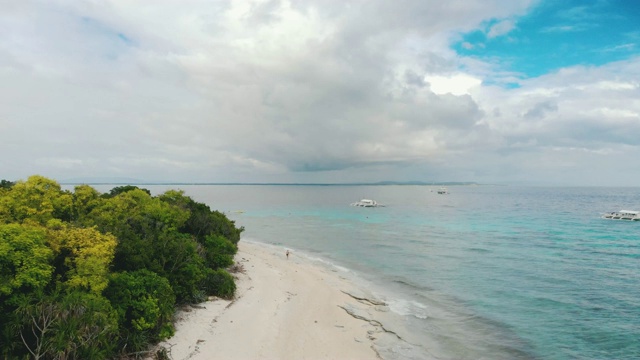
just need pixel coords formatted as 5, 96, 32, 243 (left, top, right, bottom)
34, 158, 84, 170
556, 5, 600, 21
524, 100, 558, 119
602, 43, 637, 53
539, 25, 586, 33
487, 19, 515, 38
476, 58, 640, 159
404, 70, 427, 88
1, 0, 639, 185
426, 74, 482, 95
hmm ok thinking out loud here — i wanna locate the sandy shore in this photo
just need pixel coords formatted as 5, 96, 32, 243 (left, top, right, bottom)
159, 241, 405, 360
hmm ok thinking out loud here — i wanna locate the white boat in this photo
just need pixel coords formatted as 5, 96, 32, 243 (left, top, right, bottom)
602, 210, 640, 221
437, 187, 448, 194
351, 199, 383, 207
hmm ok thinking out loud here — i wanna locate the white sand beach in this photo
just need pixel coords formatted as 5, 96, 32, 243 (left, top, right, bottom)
158, 241, 411, 360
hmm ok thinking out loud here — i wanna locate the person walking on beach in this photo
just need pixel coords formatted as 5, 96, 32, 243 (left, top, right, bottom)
286, 250, 290, 259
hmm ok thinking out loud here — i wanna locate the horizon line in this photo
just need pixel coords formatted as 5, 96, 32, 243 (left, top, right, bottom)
59, 181, 483, 186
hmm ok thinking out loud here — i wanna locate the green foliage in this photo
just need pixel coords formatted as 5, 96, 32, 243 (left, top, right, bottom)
103, 185, 151, 198
0, 175, 73, 225
203, 269, 236, 300
89, 188, 189, 244
0, 222, 117, 359
159, 190, 244, 244
9, 289, 118, 360
86, 190, 205, 302
71, 184, 101, 223
0, 224, 53, 296
49, 291, 118, 359
209, 210, 244, 245
0, 179, 15, 189
0, 176, 244, 358
104, 270, 176, 350
46, 224, 117, 294
154, 232, 206, 303
202, 234, 237, 269
0, 223, 54, 358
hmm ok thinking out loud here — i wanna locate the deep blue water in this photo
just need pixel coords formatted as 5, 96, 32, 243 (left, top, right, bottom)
87, 185, 640, 359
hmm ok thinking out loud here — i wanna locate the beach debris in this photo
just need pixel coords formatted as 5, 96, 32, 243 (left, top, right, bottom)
341, 290, 387, 306
154, 346, 171, 360
338, 304, 402, 341
338, 303, 430, 360
228, 263, 246, 274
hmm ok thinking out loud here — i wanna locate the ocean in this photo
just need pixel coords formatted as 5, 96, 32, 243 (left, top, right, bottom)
86, 184, 640, 359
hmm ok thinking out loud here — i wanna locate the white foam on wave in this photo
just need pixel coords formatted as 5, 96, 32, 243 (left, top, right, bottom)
308, 256, 352, 273
387, 298, 429, 319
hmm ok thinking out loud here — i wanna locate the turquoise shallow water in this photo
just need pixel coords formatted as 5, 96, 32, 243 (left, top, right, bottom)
87, 185, 640, 359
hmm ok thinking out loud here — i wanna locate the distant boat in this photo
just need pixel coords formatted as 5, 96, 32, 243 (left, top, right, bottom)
602, 210, 640, 221
437, 187, 449, 194
351, 199, 384, 207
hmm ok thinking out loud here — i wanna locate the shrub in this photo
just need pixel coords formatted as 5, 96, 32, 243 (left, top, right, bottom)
12, 290, 118, 360
104, 270, 176, 351
203, 269, 236, 300
202, 234, 237, 269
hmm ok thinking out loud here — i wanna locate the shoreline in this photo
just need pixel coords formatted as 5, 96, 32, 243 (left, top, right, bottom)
158, 241, 424, 360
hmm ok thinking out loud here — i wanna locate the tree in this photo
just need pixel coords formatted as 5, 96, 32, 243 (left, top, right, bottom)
104, 270, 175, 352
0, 224, 53, 297
0, 224, 53, 357
0, 221, 118, 359
0, 175, 72, 225
0, 180, 15, 189
201, 234, 237, 269
103, 185, 151, 198
159, 190, 244, 244
46, 223, 117, 294
1, 176, 244, 357
71, 184, 102, 224
86, 189, 206, 302
203, 269, 236, 300
13, 290, 118, 360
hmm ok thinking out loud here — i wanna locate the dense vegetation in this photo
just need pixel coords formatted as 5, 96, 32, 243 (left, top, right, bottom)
0, 175, 243, 359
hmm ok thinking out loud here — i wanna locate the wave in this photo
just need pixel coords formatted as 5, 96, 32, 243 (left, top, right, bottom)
386, 298, 429, 319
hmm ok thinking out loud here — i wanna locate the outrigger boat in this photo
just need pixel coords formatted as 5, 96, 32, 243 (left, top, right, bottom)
351, 199, 384, 207
602, 210, 640, 221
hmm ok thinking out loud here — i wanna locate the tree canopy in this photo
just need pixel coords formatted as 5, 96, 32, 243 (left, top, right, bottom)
0, 176, 243, 359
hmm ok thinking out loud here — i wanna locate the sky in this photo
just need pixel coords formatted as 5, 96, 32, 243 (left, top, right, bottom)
1, 0, 639, 185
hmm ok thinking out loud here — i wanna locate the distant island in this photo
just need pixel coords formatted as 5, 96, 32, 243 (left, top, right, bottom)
59, 179, 481, 186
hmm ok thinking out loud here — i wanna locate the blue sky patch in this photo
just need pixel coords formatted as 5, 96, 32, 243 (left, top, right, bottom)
453, 0, 640, 79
